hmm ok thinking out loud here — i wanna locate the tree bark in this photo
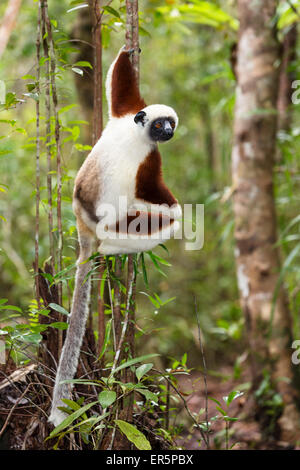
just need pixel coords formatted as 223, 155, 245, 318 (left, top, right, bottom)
71, 7, 95, 142
232, 0, 300, 442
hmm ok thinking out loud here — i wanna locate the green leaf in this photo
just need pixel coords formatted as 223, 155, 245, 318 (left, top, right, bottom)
136, 363, 153, 381
146, 252, 167, 277
98, 318, 112, 360
48, 401, 97, 438
216, 406, 227, 416
67, 4, 89, 14
73, 60, 93, 69
61, 399, 81, 411
98, 390, 116, 408
103, 5, 121, 18
48, 303, 70, 317
49, 322, 68, 330
223, 390, 244, 406
136, 388, 158, 404
74, 143, 92, 152
23, 92, 39, 101
58, 104, 78, 115
0, 304, 22, 312
140, 253, 149, 288
115, 420, 151, 450
208, 396, 222, 407
22, 74, 36, 80
111, 354, 159, 376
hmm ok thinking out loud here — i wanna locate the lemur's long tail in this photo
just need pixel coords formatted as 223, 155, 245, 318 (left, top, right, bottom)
49, 231, 93, 427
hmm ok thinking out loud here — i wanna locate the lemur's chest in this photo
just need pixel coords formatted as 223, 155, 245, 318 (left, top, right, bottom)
99, 145, 149, 203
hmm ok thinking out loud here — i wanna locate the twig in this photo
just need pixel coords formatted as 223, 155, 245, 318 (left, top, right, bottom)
195, 298, 210, 449
111, 262, 136, 374
107, 408, 118, 450
106, 259, 117, 351
35, 0, 41, 309
114, 256, 122, 347
79, 357, 103, 416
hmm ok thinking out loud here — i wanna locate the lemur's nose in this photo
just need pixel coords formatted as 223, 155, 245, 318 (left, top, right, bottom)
164, 121, 173, 135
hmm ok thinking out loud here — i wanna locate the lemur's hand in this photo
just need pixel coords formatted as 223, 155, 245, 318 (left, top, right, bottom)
127, 47, 141, 55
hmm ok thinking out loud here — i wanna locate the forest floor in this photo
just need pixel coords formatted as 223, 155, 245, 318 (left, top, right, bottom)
0, 361, 298, 450
176, 367, 297, 450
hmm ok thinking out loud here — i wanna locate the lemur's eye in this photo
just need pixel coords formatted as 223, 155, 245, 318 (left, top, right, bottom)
170, 121, 175, 129
155, 122, 162, 129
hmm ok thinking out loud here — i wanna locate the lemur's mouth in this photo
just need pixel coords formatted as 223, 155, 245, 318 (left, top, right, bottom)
158, 132, 173, 142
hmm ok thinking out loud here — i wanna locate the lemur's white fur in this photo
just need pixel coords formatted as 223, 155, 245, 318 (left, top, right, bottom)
49, 47, 181, 427
90, 106, 180, 253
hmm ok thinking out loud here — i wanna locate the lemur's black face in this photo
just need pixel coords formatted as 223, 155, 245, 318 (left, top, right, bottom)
134, 111, 176, 142
149, 117, 175, 142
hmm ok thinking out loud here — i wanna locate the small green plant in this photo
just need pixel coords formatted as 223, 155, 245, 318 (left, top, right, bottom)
208, 390, 244, 449
254, 371, 284, 434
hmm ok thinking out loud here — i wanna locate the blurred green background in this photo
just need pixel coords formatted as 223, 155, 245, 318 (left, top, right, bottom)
0, 0, 299, 374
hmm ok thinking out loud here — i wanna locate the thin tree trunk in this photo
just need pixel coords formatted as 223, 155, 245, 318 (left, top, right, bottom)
34, 1, 41, 310
0, 0, 22, 58
232, 0, 300, 442
41, 2, 55, 273
88, 0, 103, 144
71, 7, 94, 143
88, 0, 105, 356
44, 0, 63, 353
277, 24, 297, 132
123, 0, 139, 434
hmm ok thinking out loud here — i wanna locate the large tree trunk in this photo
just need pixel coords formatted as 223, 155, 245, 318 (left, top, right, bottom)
0, 0, 22, 58
232, 0, 300, 442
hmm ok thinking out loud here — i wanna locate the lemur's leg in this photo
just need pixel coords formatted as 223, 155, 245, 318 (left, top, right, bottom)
98, 210, 180, 255
49, 218, 94, 427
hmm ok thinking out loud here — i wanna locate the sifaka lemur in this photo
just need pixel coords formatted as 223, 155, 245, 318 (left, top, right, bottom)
49, 46, 181, 426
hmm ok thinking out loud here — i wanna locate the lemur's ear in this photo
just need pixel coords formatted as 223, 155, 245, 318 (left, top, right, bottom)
134, 110, 146, 125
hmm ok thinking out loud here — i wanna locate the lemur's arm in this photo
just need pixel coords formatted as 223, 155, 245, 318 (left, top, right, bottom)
98, 147, 181, 255
106, 46, 146, 118
134, 147, 182, 218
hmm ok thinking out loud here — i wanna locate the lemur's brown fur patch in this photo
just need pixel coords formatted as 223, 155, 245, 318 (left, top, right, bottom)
113, 211, 174, 235
74, 153, 100, 223
135, 147, 177, 207
111, 51, 146, 117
